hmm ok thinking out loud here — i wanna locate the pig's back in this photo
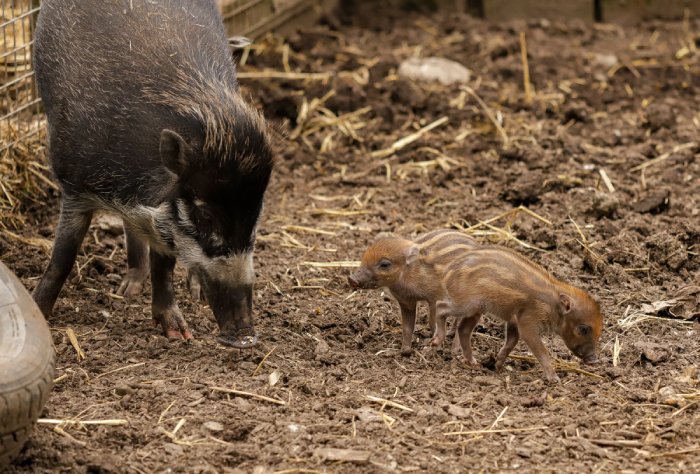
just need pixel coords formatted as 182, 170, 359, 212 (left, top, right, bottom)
443, 246, 558, 312
415, 230, 479, 270
35, 0, 231, 115
33, 0, 238, 201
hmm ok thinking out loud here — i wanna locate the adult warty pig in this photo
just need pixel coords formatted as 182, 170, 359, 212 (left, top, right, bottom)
32, 0, 273, 349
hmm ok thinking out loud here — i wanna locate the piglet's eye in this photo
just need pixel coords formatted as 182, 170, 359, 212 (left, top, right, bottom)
377, 259, 392, 270
576, 325, 591, 337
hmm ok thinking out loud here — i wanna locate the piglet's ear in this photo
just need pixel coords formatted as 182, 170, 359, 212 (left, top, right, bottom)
405, 244, 420, 265
160, 129, 189, 176
559, 293, 573, 315
373, 232, 398, 243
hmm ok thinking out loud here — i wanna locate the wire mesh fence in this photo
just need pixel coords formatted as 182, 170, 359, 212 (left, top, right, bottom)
1, 0, 42, 153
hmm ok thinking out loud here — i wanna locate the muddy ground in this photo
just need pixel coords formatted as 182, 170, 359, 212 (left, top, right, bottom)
2, 5, 700, 473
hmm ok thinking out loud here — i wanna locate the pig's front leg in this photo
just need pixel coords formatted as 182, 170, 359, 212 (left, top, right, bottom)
398, 299, 417, 356
117, 221, 149, 297
518, 315, 559, 383
150, 250, 193, 340
186, 267, 204, 301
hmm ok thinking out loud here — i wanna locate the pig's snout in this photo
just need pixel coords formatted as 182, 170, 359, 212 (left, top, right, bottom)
201, 269, 258, 349
348, 270, 376, 290
217, 328, 258, 349
582, 354, 599, 365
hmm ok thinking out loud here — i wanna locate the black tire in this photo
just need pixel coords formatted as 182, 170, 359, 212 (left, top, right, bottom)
0, 261, 55, 470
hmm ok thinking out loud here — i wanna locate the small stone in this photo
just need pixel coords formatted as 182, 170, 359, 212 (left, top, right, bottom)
590, 191, 620, 219
163, 443, 184, 456
94, 214, 124, 235
238, 361, 257, 372
355, 406, 383, 423
315, 447, 371, 463
114, 385, 133, 396
516, 447, 532, 458
269, 370, 281, 387
446, 404, 470, 418
202, 421, 224, 433
398, 56, 471, 85
631, 190, 671, 214
593, 53, 618, 68
314, 339, 330, 356
658, 386, 684, 407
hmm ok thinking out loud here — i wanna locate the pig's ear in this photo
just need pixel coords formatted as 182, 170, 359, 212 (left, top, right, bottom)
405, 244, 420, 265
559, 293, 573, 315
160, 129, 189, 176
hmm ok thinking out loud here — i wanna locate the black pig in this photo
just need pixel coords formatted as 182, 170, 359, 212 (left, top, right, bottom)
31, 0, 273, 349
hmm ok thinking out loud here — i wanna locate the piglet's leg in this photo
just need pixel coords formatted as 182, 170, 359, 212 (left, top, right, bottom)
495, 322, 519, 372
451, 319, 462, 355
150, 250, 193, 341
117, 222, 149, 297
518, 320, 559, 383
457, 314, 482, 366
430, 300, 451, 347
427, 302, 437, 335
398, 300, 417, 356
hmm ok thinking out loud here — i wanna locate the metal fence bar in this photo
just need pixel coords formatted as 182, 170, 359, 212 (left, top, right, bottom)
1, 0, 43, 152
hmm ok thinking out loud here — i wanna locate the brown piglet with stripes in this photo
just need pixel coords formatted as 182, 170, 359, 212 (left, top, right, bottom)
432, 246, 603, 383
348, 230, 479, 355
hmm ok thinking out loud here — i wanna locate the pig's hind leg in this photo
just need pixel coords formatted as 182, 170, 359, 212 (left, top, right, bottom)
33, 197, 93, 316
116, 222, 149, 297
456, 312, 482, 366
495, 322, 519, 372
150, 250, 193, 340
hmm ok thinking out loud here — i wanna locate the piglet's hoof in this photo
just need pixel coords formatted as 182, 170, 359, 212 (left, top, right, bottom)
400, 347, 413, 357
217, 328, 258, 349
544, 372, 561, 384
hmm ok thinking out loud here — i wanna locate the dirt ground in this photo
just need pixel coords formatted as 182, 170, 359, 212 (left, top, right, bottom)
2, 5, 700, 473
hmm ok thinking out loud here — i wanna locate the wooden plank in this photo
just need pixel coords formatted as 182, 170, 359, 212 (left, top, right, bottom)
218, 0, 337, 39
483, 0, 594, 22
601, 0, 700, 24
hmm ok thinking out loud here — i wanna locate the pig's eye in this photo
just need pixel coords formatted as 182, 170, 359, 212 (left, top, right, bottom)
576, 325, 591, 337
194, 203, 214, 223
377, 259, 392, 270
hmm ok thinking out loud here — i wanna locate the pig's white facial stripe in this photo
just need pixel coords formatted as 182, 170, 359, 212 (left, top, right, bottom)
171, 227, 254, 286
208, 252, 254, 285
175, 199, 196, 234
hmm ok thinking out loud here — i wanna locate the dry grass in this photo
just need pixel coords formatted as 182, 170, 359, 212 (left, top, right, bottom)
0, 124, 52, 231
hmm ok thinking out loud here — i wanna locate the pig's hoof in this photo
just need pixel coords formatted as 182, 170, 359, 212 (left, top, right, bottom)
117, 270, 147, 297
153, 307, 193, 341
465, 356, 479, 367
430, 336, 443, 347
165, 328, 194, 341
217, 330, 258, 349
544, 373, 561, 384
400, 347, 413, 356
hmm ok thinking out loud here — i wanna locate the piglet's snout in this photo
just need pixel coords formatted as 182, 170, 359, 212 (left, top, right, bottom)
348, 274, 361, 288
583, 354, 599, 365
